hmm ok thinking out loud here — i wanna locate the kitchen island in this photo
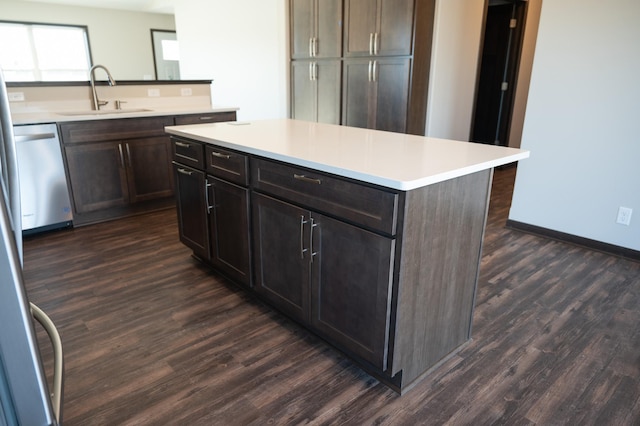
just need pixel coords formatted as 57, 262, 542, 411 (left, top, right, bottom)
165, 119, 529, 393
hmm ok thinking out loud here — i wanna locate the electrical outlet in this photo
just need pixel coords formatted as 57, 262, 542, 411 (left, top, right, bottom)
180, 88, 192, 96
8, 92, 25, 101
147, 88, 160, 97
616, 206, 633, 226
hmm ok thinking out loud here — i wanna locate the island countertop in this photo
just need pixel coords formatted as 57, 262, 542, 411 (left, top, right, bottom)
165, 118, 529, 191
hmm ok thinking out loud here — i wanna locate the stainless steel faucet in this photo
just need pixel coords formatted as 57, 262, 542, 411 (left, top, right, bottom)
90, 64, 116, 110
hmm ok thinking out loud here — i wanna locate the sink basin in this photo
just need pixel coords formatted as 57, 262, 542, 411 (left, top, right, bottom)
57, 108, 152, 116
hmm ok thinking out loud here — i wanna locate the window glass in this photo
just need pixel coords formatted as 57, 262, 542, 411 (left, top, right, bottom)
0, 21, 92, 82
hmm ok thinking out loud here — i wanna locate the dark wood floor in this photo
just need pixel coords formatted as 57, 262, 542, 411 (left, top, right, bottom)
23, 167, 640, 425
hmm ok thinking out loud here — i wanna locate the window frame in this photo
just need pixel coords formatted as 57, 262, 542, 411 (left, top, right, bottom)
0, 20, 94, 82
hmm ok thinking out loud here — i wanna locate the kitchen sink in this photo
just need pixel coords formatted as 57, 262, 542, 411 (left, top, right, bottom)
57, 108, 152, 116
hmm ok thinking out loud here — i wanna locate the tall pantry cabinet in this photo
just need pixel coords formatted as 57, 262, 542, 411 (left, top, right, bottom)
289, 0, 436, 135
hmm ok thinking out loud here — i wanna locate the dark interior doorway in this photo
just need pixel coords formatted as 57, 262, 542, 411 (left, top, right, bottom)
471, 0, 527, 146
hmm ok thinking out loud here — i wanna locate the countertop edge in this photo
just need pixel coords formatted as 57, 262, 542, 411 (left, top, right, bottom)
164, 123, 530, 191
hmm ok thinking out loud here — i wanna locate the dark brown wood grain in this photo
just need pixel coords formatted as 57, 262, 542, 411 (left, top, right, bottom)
23, 165, 640, 424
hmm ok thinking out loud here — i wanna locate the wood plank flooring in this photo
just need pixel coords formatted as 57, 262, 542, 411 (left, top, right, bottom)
23, 166, 640, 425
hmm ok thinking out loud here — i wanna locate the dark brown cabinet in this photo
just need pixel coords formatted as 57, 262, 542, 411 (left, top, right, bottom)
251, 158, 397, 368
174, 162, 210, 260
172, 137, 251, 287
342, 57, 411, 132
343, 0, 415, 57
291, 60, 341, 124
289, 0, 436, 134
291, 0, 342, 59
60, 117, 174, 223
171, 127, 496, 393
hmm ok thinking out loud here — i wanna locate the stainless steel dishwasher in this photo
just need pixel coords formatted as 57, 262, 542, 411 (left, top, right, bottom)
13, 123, 73, 233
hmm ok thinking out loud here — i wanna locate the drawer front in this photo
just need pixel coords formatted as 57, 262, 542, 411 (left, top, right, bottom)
173, 111, 237, 125
59, 116, 174, 144
205, 145, 249, 186
252, 158, 399, 235
172, 137, 204, 169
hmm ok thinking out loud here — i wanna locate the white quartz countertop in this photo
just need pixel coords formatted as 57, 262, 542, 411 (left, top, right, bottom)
165, 119, 530, 191
12, 106, 238, 125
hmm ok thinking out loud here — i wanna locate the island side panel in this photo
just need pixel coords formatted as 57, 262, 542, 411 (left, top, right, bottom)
392, 169, 493, 386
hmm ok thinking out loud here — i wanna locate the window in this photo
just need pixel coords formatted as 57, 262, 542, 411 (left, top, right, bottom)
0, 21, 92, 82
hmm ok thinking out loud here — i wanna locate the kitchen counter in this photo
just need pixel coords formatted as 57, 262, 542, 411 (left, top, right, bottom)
165, 118, 529, 190
12, 106, 239, 126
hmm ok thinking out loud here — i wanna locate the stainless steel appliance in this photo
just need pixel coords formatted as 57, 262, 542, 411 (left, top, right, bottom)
0, 69, 63, 425
13, 124, 73, 233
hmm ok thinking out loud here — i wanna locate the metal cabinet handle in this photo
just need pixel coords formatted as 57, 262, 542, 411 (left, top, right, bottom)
309, 37, 314, 57
118, 143, 125, 168
309, 217, 318, 263
293, 173, 321, 185
374, 32, 378, 55
300, 215, 308, 259
205, 179, 213, 214
125, 143, 132, 167
199, 116, 216, 121
309, 62, 314, 81
211, 151, 231, 159
313, 62, 317, 81
372, 60, 377, 82
313, 37, 317, 57
14, 133, 56, 143
368, 61, 373, 82
174, 141, 190, 148
369, 33, 374, 55
177, 168, 193, 176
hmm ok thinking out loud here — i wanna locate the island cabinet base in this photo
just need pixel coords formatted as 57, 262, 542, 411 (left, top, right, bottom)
172, 135, 493, 393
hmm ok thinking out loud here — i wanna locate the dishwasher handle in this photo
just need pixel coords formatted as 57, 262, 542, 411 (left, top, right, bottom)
14, 133, 56, 143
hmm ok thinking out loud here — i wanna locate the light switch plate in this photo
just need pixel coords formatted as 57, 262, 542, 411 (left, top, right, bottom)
147, 88, 160, 97
181, 88, 192, 96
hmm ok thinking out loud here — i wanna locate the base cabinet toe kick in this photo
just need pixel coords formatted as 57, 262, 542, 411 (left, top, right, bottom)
167, 120, 528, 393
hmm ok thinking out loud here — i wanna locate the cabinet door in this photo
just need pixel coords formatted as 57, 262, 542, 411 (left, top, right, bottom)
291, 0, 314, 59
342, 58, 410, 132
377, 0, 414, 56
173, 163, 210, 260
292, 60, 341, 124
344, 0, 414, 57
64, 142, 129, 213
315, 0, 342, 58
252, 193, 310, 323
372, 57, 411, 133
344, 0, 377, 56
125, 136, 174, 203
310, 212, 395, 370
342, 59, 373, 129
291, 0, 342, 59
208, 177, 251, 286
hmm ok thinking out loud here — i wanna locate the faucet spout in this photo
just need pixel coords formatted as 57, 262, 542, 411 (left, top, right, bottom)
90, 64, 116, 110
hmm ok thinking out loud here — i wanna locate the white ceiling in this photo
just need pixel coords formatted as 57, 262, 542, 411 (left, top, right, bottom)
19, 0, 175, 14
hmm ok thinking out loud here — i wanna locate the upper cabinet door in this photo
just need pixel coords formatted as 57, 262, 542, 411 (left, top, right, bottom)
291, 0, 342, 59
344, 0, 415, 57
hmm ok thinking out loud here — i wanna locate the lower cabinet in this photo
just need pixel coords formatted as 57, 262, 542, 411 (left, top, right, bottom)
174, 163, 209, 260
252, 192, 394, 369
65, 136, 173, 213
172, 137, 251, 287
207, 177, 251, 286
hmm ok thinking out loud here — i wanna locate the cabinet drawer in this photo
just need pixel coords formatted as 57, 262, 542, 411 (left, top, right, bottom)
173, 111, 237, 125
172, 137, 204, 169
59, 116, 173, 144
205, 145, 249, 186
252, 158, 399, 235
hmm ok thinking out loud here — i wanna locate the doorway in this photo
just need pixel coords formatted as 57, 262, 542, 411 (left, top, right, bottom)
471, 0, 528, 146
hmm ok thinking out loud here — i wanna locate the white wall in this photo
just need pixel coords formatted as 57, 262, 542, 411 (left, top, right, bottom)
510, 0, 640, 251
0, 0, 175, 80
173, 0, 288, 121
424, 0, 485, 141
